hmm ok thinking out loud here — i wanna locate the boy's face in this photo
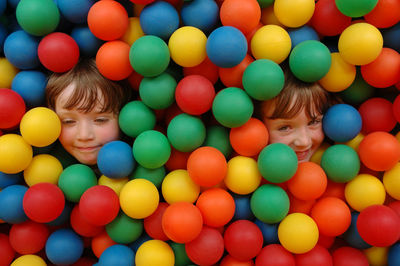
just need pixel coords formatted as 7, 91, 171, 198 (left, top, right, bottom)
54, 84, 120, 165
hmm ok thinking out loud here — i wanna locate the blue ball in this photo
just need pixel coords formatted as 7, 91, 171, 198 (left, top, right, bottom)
0, 171, 22, 189
98, 244, 135, 266
0, 184, 28, 224
181, 0, 219, 33
206, 26, 248, 68
388, 242, 400, 266
382, 23, 400, 52
232, 194, 254, 221
8, 0, 20, 8
46, 229, 84, 265
57, 0, 94, 24
322, 103, 362, 142
343, 212, 371, 249
71, 26, 103, 57
0, 0, 6, 16
288, 25, 319, 48
140, 1, 179, 40
12, 70, 47, 108
4, 30, 40, 69
46, 202, 73, 227
254, 219, 279, 245
97, 141, 136, 179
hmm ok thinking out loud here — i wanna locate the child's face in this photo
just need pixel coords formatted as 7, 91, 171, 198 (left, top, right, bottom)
54, 84, 120, 165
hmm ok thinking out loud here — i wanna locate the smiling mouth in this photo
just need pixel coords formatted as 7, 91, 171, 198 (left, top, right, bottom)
76, 146, 101, 152
295, 150, 310, 161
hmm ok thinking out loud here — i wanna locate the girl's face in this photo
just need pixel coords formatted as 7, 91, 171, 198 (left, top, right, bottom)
55, 84, 120, 165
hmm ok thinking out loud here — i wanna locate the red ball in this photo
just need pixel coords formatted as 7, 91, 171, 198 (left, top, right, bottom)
219, 54, 254, 88
144, 202, 169, 241
295, 244, 333, 266
358, 97, 397, 134
70, 204, 104, 237
0, 88, 26, 129
175, 75, 215, 115
220, 254, 255, 266
255, 244, 295, 266
0, 233, 15, 266
332, 247, 369, 266
357, 204, 400, 247
38, 32, 80, 73
364, 0, 400, 28
392, 94, 400, 123
129, 0, 155, 4
224, 220, 263, 261
79, 185, 120, 226
9, 220, 49, 254
165, 147, 190, 172
185, 226, 225, 266
23, 183, 65, 223
183, 57, 219, 84
388, 200, 400, 218
361, 48, 400, 88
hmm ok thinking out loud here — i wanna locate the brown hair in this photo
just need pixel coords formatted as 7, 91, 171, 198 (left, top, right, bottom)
46, 58, 132, 114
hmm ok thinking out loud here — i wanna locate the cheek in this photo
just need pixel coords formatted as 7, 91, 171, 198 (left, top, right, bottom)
311, 128, 325, 147
268, 132, 291, 146
96, 123, 120, 143
58, 126, 75, 146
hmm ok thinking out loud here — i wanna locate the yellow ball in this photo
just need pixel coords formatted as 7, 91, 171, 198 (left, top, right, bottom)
338, 23, 383, 66
168, 26, 207, 67
98, 175, 129, 196
319, 52, 356, 92
11, 255, 47, 266
0, 58, 18, 88
364, 246, 388, 266
161, 169, 200, 204
224, 156, 261, 195
0, 134, 32, 174
310, 142, 330, 165
278, 213, 319, 254
135, 240, 175, 266
24, 154, 63, 186
20, 107, 61, 147
121, 17, 144, 46
345, 174, 386, 212
120, 178, 159, 219
251, 25, 291, 64
261, 6, 284, 26
274, 0, 315, 28
383, 162, 400, 200
342, 133, 364, 151
396, 131, 400, 142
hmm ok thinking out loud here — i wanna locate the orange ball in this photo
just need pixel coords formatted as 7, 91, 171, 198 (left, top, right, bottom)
87, 1, 129, 41
196, 188, 235, 227
220, 0, 261, 35
183, 57, 219, 85
219, 54, 254, 88
96, 40, 133, 81
165, 147, 190, 172
91, 230, 117, 258
358, 131, 400, 171
187, 146, 228, 187
321, 180, 346, 201
288, 193, 316, 215
229, 118, 269, 157
287, 162, 328, 201
310, 197, 351, 237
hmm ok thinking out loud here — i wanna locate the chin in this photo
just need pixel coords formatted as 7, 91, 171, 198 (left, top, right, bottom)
75, 154, 98, 165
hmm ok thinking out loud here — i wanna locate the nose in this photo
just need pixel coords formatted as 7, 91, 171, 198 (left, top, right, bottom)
293, 127, 312, 148
77, 120, 94, 141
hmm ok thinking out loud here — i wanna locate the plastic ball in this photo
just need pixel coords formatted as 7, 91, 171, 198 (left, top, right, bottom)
9, 220, 49, 254
0, 171, 22, 189
143, 202, 169, 241
16, 0, 60, 36
278, 213, 319, 254
220, 0, 261, 35
221, 255, 255, 266
70, 204, 103, 237
96, 40, 133, 81
38, 32, 80, 73
135, 240, 175, 266
131, 165, 166, 189
295, 245, 333, 266
23, 154, 62, 186
343, 212, 372, 249
338, 23, 383, 65
184, 56, 219, 84
393, 94, 400, 123
98, 244, 134, 266
119, 101, 156, 138
120, 178, 159, 219
365, 0, 400, 28
218, 54, 254, 88
332, 247, 369, 266
0, 184, 28, 224
0, 134, 32, 174
274, 0, 315, 27
364, 246, 389, 266
224, 156, 261, 195
121, 17, 144, 46
11, 70, 47, 108
91, 230, 117, 258
139, 72, 177, 110
383, 163, 400, 200
0, 88, 26, 130
206, 26, 248, 68
345, 174, 386, 212
288, 25, 319, 48
359, 97, 397, 133
250, 25, 291, 63
388, 242, 400, 266
181, 0, 219, 33
204, 125, 233, 158
358, 131, 400, 171
0, 233, 15, 266
339, 70, 375, 106
169, 242, 191, 266
335, 0, 378, 17
10, 254, 46, 266
4, 30, 40, 69
233, 194, 254, 221
45, 229, 84, 265
71, 26, 103, 57
382, 22, 400, 52
161, 169, 200, 204
57, 0, 93, 24
357, 205, 400, 247
0, 58, 18, 88
254, 219, 278, 245
256, 244, 295, 266
87, 0, 128, 41
97, 141, 135, 179
106, 212, 143, 244
129, 35, 170, 77
250, 184, 289, 224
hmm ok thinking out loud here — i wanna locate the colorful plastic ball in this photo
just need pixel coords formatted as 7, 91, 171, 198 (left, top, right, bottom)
204, 125, 233, 158
99, 176, 128, 197
0, 134, 32, 174
335, 0, 378, 17
365, 0, 400, 28
339, 70, 375, 106
130, 0, 155, 4
162, 169, 200, 204
206, 26, 248, 68
332, 247, 369, 266
143, 202, 169, 241
225, 156, 261, 195
97, 141, 135, 179
338, 23, 383, 65
106, 212, 143, 244
131, 165, 166, 189
0, 171, 22, 189
0, 184, 28, 224
140, 72, 177, 110
388, 242, 400, 266
250, 25, 291, 63
357, 205, 400, 247
181, 0, 219, 33
10, 254, 47, 266
256, 244, 295, 266
185, 226, 225, 265
218, 54, 253, 89
345, 174, 386, 212
23, 154, 62, 186
393, 94, 400, 123
16, 0, 60, 36
383, 163, 400, 200
129, 35, 170, 77
220, 0, 261, 35
168, 243, 190, 266
91, 231, 117, 258
57, 0, 93, 24
45, 229, 84, 265
295, 245, 333, 266
4, 30, 40, 69
359, 97, 397, 133
119, 101, 155, 138
11, 70, 47, 108
358, 131, 400, 171
251, 184, 289, 224
135, 240, 174, 266
71, 26, 103, 57
224, 220, 263, 261
0, 58, 18, 89
23, 182, 65, 223
121, 17, 145, 46
0, 88, 26, 130
274, 0, 315, 27
70, 204, 103, 237
343, 212, 372, 249
288, 25, 319, 48
278, 213, 319, 254
183, 56, 219, 84
382, 22, 400, 52
96, 40, 133, 81
364, 246, 390, 266
87, 0, 128, 41
9, 220, 49, 254
97, 244, 134, 266
221, 255, 255, 266
0, 233, 15, 266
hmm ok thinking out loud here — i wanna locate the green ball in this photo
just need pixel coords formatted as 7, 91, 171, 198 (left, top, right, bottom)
167, 113, 206, 152
119, 101, 156, 138
340, 71, 375, 106
58, 164, 97, 202
251, 184, 290, 224
132, 130, 171, 169
170, 242, 191, 266
242, 59, 285, 101
289, 40, 332, 82
203, 125, 233, 158
139, 72, 177, 109
320, 144, 360, 183
257, 143, 298, 183
212, 87, 254, 128
129, 35, 170, 77
106, 212, 143, 244
16, 0, 60, 36
130, 165, 166, 188
335, 0, 378, 17
257, 0, 274, 8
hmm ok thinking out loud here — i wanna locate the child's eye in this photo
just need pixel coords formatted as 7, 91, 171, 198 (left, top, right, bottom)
61, 119, 75, 125
309, 118, 321, 126
94, 117, 109, 123
278, 125, 290, 131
